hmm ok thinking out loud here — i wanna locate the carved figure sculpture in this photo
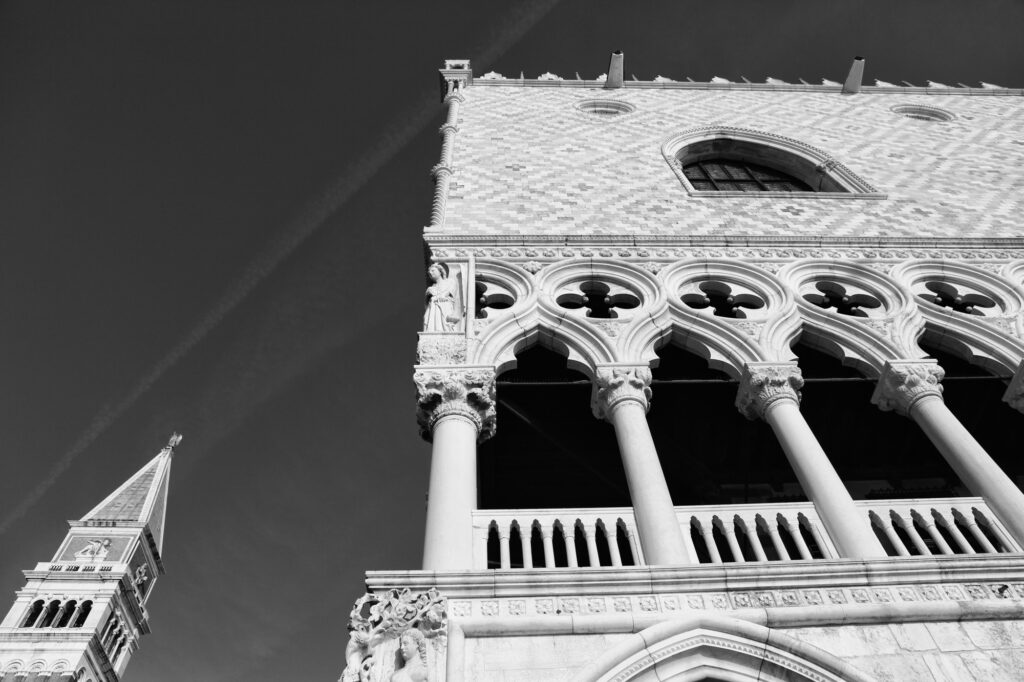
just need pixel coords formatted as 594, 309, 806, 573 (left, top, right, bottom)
75, 538, 111, 561
390, 629, 429, 682
423, 263, 463, 332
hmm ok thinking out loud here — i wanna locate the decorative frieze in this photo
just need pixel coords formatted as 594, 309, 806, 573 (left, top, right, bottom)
416, 333, 467, 365
414, 368, 496, 441
735, 362, 803, 420
429, 246, 1024, 262
591, 366, 653, 419
442, 581, 1024, 620
871, 360, 945, 416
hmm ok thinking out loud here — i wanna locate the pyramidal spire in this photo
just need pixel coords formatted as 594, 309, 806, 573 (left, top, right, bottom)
78, 433, 179, 556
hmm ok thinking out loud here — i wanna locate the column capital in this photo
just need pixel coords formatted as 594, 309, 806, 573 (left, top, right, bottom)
735, 362, 803, 420
871, 360, 944, 416
414, 367, 496, 442
591, 365, 653, 420
1003, 360, 1024, 415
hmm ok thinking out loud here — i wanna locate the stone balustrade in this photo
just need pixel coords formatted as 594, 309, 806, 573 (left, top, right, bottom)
473, 498, 1016, 570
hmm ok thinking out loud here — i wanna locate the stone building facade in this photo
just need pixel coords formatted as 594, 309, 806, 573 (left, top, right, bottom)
342, 57, 1024, 681
0, 438, 176, 682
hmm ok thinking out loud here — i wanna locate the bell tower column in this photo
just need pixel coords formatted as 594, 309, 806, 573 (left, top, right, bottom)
416, 367, 497, 570
736, 362, 886, 558
592, 365, 691, 565
872, 359, 1024, 546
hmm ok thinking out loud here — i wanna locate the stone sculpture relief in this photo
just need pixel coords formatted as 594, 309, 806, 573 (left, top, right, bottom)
340, 588, 446, 682
416, 335, 467, 365
423, 263, 464, 333
74, 538, 111, 562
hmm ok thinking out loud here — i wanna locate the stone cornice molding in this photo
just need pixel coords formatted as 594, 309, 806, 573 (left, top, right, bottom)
591, 365, 653, 419
871, 360, 945, 416
735, 362, 803, 420
414, 367, 496, 442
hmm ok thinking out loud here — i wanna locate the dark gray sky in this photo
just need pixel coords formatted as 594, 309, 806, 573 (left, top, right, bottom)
0, 2, 1021, 680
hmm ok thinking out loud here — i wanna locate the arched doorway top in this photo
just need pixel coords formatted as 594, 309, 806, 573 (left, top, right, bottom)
573, 613, 876, 682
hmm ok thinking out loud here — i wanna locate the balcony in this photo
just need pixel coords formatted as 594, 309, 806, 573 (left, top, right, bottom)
473, 497, 1019, 570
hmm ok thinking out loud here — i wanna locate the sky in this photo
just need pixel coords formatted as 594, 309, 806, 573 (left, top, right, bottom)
0, 1, 1022, 680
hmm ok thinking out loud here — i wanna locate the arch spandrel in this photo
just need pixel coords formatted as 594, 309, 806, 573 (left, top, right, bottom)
780, 259, 925, 376
573, 614, 876, 682
891, 259, 1024, 374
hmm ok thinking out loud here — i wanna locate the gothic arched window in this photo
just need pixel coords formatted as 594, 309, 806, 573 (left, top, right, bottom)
683, 158, 813, 192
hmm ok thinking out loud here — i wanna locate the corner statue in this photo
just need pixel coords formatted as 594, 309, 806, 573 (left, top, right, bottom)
422, 262, 464, 332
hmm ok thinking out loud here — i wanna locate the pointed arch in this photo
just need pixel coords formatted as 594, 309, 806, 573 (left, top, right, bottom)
573, 614, 875, 682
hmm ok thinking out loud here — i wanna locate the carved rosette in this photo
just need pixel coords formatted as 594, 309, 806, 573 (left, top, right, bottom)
1003, 361, 1024, 415
415, 368, 496, 441
591, 366, 653, 420
871, 360, 945, 416
340, 587, 447, 682
735, 363, 803, 420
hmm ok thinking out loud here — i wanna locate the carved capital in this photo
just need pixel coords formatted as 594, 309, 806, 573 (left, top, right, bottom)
591, 366, 653, 420
341, 587, 447, 682
415, 368, 496, 441
1003, 360, 1024, 415
871, 360, 944, 416
735, 362, 803, 420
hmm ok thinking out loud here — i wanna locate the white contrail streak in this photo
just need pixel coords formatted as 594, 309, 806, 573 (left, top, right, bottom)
0, 0, 562, 534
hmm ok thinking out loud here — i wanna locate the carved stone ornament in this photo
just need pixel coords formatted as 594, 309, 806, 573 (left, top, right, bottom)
416, 333, 467, 365
871, 360, 945, 416
735, 363, 803, 420
414, 368, 496, 441
592, 366, 653, 419
340, 588, 447, 682
1003, 361, 1024, 415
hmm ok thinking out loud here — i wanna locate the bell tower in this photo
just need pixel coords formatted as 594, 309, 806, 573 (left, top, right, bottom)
0, 435, 177, 682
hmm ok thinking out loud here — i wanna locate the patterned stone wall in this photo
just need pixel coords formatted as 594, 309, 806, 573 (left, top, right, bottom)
436, 85, 1024, 241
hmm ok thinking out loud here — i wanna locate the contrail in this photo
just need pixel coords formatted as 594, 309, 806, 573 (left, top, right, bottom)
0, 0, 562, 534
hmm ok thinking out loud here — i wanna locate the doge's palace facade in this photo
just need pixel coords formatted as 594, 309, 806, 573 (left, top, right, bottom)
341, 55, 1024, 682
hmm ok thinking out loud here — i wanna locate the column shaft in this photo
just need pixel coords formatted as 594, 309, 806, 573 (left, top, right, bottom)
764, 401, 886, 558
912, 396, 1024, 545
422, 415, 478, 570
608, 401, 690, 565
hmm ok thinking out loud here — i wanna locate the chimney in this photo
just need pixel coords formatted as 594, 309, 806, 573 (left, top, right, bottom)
842, 56, 865, 94
605, 51, 624, 89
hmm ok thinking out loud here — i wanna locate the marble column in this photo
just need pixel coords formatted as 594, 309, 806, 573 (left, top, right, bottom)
736, 362, 886, 559
873, 359, 1024, 546
592, 365, 690, 565
415, 368, 497, 570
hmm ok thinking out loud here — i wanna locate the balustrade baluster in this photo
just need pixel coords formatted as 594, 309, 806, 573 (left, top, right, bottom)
918, 513, 953, 555
784, 517, 813, 560
607, 525, 623, 567
803, 517, 831, 559
896, 514, 931, 555
565, 529, 579, 568
939, 512, 974, 554
720, 518, 745, 563
498, 528, 511, 569
519, 525, 533, 568
626, 528, 643, 566
872, 513, 909, 556
697, 518, 722, 563
765, 519, 790, 560
584, 523, 601, 567
541, 527, 556, 568
740, 518, 768, 561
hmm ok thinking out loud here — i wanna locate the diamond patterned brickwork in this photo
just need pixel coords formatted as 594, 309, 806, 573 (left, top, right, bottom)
435, 86, 1024, 241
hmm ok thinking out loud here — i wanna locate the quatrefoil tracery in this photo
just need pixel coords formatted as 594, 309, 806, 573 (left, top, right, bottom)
917, 281, 996, 316
803, 281, 882, 318
556, 281, 641, 319
681, 281, 766, 319
476, 280, 515, 319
